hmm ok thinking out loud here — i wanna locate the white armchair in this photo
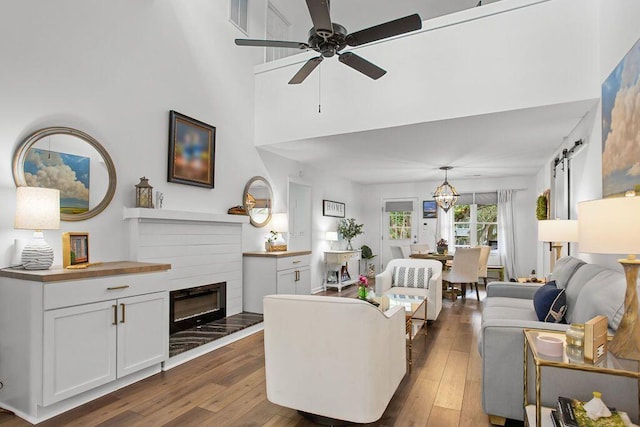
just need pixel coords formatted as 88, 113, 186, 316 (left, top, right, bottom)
375, 259, 443, 320
263, 295, 406, 424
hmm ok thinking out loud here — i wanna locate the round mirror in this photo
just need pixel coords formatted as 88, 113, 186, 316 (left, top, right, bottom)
243, 176, 273, 227
13, 127, 117, 221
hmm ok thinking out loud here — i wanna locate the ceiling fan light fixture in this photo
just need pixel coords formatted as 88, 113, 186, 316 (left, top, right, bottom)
433, 166, 459, 213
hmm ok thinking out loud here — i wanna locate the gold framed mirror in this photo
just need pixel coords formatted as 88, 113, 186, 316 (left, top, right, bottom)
243, 176, 273, 227
13, 127, 117, 221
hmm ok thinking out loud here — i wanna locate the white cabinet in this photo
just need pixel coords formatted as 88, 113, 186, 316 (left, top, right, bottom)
323, 250, 361, 291
243, 251, 312, 314
0, 262, 170, 423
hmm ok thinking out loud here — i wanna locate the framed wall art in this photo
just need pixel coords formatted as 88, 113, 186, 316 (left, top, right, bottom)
323, 200, 345, 218
168, 110, 216, 188
422, 200, 437, 219
62, 232, 89, 267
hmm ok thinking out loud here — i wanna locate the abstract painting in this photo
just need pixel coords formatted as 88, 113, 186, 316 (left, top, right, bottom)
23, 148, 90, 214
168, 110, 216, 188
602, 37, 640, 198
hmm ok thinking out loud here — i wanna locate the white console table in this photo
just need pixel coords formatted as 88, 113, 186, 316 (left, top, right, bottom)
323, 250, 361, 291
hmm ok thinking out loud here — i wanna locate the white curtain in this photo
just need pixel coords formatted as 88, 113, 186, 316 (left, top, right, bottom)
498, 189, 518, 280
437, 207, 455, 252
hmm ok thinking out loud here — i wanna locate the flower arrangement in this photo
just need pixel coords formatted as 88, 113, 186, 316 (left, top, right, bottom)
338, 218, 364, 250
358, 275, 369, 300
359, 275, 369, 287
436, 238, 448, 254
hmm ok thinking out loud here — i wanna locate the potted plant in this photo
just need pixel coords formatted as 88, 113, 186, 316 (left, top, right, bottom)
436, 238, 448, 254
338, 218, 364, 250
361, 244, 377, 278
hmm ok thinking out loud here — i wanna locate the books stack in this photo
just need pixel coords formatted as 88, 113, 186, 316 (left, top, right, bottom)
551, 396, 626, 427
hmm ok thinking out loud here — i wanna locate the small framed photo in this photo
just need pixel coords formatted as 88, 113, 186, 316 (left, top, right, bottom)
423, 200, 438, 219
62, 232, 89, 267
168, 110, 216, 188
323, 200, 345, 218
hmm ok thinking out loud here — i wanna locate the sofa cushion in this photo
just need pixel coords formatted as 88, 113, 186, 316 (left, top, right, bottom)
482, 305, 539, 323
393, 266, 431, 289
567, 266, 625, 329
550, 256, 586, 289
533, 281, 567, 323
483, 296, 535, 311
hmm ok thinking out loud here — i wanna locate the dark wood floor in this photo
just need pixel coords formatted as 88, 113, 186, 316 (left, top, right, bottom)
0, 286, 514, 427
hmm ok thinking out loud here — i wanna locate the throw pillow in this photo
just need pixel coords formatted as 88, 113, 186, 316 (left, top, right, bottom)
533, 281, 567, 323
392, 266, 432, 289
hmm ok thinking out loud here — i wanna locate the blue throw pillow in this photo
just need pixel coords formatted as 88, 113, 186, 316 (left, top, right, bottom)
533, 281, 567, 323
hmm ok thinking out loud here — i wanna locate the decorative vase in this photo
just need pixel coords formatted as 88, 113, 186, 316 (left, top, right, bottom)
358, 285, 367, 300
346, 239, 353, 250
437, 245, 446, 254
367, 263, 376, 279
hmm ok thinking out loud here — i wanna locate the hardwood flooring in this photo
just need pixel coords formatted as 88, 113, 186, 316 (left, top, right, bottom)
0, 287, 521, 426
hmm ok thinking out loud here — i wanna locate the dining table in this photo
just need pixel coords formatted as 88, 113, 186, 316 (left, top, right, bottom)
408, 252, 453, 266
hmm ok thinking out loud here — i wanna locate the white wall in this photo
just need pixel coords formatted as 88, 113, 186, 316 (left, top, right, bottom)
254, 0, 599, 146
535, 0, 640, 273
361, 175, 537, 278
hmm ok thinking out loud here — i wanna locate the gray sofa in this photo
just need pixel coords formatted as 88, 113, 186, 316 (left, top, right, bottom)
479, 256, 637, 423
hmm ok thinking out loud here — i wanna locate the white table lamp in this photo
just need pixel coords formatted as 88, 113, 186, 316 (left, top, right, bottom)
270, 213, 288, 250
578, 196, 640, 360
326, 231, 338, 250
14, 187, 60, 270
538, 219, 579, 268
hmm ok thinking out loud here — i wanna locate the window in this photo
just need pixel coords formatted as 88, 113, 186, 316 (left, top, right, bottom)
453, 192, 498, 250
266, 3, 292, 62
230, 0, 248, 34
389, 211, 412, 240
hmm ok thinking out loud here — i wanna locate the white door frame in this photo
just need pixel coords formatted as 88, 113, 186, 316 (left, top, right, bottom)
379, 197, 419, 272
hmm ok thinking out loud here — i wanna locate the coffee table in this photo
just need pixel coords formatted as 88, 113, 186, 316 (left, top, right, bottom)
383, 293, 428, 371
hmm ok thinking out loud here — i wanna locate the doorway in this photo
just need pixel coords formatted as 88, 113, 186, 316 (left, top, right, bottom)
380, 198, 419, 271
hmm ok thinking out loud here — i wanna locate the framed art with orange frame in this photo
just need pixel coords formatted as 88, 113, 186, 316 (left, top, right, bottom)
62, 232, 89, 267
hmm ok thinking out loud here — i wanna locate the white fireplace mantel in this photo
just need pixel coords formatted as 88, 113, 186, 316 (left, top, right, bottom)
123, 208, 249, 224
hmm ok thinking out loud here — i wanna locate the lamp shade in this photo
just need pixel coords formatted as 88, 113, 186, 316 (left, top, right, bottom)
14, 187, 60, 230
325, 231, 338, 241
270, 213, 289, 233
537, 220, 579, 243
578, 197, 640, 254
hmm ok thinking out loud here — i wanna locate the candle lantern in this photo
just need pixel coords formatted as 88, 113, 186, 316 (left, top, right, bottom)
135, 177, 154, 208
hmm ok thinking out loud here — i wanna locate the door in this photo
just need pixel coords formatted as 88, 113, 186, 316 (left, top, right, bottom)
380, 198, 419, 271
43, 300, 117, 406
117, 292, 168, 378
295, 266, 311, 295
288, 179, 312, 251
277, 269, 297, 294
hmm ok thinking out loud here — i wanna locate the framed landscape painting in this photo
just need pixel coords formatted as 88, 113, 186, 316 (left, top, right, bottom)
24, 148, 90, 215
602, 37, 640, 198
168, 110, 216, 188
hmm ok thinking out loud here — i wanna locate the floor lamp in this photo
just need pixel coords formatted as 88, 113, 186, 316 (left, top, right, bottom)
578, 196, 640, 360
537, 219, 579, 271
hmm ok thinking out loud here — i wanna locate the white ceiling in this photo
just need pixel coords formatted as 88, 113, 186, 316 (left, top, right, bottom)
258, 1, 596, 185
260, 100, 598, 184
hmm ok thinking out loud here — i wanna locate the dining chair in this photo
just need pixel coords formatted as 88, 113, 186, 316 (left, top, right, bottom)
410, 244, 430, 254
390, 246, 404, 260
441, 247, 482, 301
473, 245, 491, 301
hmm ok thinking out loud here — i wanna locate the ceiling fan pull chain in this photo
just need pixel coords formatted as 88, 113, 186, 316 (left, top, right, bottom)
318, 62, 322, 113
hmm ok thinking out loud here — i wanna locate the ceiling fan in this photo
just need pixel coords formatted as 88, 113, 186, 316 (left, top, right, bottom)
235, 0, 422, 84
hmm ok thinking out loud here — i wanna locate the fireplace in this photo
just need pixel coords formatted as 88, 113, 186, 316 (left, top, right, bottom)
169, 282, 226, 334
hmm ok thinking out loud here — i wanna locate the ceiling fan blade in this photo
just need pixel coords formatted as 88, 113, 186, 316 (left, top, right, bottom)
306, 0, 333, 38
346, 13, 422, 46
235, 39, 309, 50
289, 57, 323, 85
338, 52, 386, 80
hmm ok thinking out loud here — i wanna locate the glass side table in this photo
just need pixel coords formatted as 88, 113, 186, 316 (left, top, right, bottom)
523, 329, 640, 427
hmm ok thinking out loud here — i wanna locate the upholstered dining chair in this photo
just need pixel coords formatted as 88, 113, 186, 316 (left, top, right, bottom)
390, 246, 405, 259
473, 245, 491, 301
442, 247, 481, 301
410, 244, 430, 254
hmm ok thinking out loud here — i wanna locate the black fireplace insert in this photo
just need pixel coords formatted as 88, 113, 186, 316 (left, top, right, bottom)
169, 282, 226, 334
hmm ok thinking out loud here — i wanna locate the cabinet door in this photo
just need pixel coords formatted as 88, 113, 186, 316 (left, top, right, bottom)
277, 270, 297, 295
296, 266, 311, 295
43, 300, 117, 406
117, 292, 168, 378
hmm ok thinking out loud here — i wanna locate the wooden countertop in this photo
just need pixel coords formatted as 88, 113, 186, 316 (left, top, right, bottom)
0, 261, 171, 282
243, 250, 312, 258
